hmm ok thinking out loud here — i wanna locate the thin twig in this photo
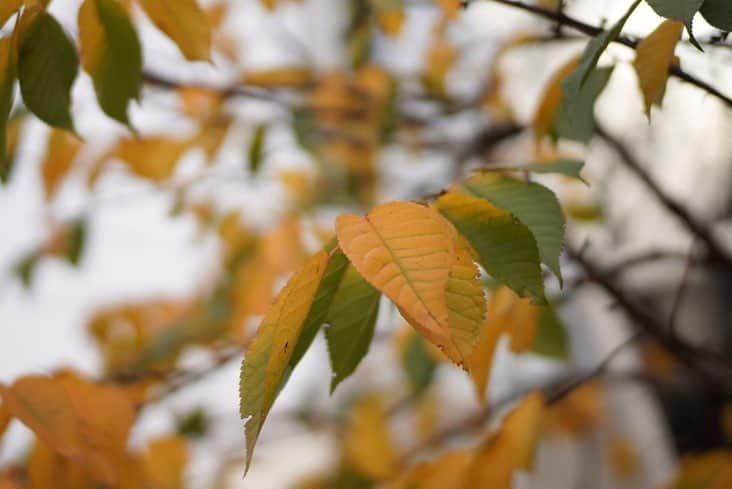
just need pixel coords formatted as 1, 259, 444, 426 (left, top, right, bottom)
667, 240, 697, 335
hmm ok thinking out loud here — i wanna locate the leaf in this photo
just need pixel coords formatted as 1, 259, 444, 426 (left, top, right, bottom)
336, 202, 457, 360
239, 250, 330, 473
664, 451, 732, 489
476, 160, 587, 185
325, 266, 381, 393
646, 0, 704, 48
243, 67, 314, 88
556, 66, 614, 142
78, 0, 142, 126
393, 450, 473, 489
435, 192, 546, 304
0, 1, 23, 29
63, 218, 87, 266
137, 0, 211, 61
17, 10, 79, 131
371, 0, 405, 37
111, 136, 191, 181
633, 20, 683, 118
342, 395, 397, 481
532, 306, 569, 360
40, 129, 81, 199
561, 0, 639, 102
248, 124, 266, 174
533, 56, 578, 143
0, 36, 17, 183
401, 331, 437, 396
607, 435, 638, 479
144, 436, 188, 489
13, 251, 40, 288
700, 0, 732, 31
463, 173, 566, 285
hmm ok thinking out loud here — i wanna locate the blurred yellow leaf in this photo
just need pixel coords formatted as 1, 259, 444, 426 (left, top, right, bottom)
262, 215, 308, 275
343, 395, 398, 480
243, 67, 314, 88
664, 451, 732, 489
179, 86, 222, 118
137, 0, 211, 61
532, 56, 579, 143
27, 441, 91, 489
240, 251, 330, 472
371, 0, 405, 36
392, 450, 473, 489
0, 1, 23, 28
144, 436, 188, 489
40, 129, 81, 200
436, 0, 461, 19
111, 136, 191, 182
422, 38, 457, 95
0, 400, 10, 440
633, 20, 683, 119
546, 381, 604, 436
336, 202, 464, 363
607, 435, 638, 479
260, 0, 278, 11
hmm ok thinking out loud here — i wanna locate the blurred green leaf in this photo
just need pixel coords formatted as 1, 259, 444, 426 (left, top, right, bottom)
532, 306, 570, 360
556, 67, 614, 143
248, 125, 267, 174
402, 333, 437, 396
700, 0, 732, 31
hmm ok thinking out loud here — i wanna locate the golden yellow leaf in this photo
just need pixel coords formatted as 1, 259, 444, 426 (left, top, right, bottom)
112, 136, 191, 182
423, 38, 457, 95
137, 0, 211, 61
336, 202, 457, 361
546, 381, 604, 436
532, 56, 579, 143
664, 451, 732, 489
240, 250, 331, 472
633, 20, 683, 118
144, 436, 188, 489
0, 400, 10, 440
40, 129, 81, 200
262, 215, 308, 275
371, 0, 406, 37
260, 0, 278, 11
607, 435, 638, 479
343, 395, 398, 480
0, 0, 22, 28
461, 434, 513, 489
0, 468, 23, 489
27, 441, 91, 489
243, 67, 314, 88
436, 0, 461, 19
392, 450, 473, 489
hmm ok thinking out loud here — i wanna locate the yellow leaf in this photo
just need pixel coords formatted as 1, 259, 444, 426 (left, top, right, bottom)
27, 441, 91, 489
436, 0, 461, 19
664, 451, 732, 489
137, 0, 211, 61
259, 0, 278, 11
343, 395, 398, 481
532, 56, 579, 143
461, 434, 513, 489
40, 129, 81, 200
423, 38, 457, 95
371, 0, 405, 36
392, 450, 473, 489
240, 250, 331, 472
262, 215, 308, 275
0, 400, 10, 440
178, 86, 222, 118
144, 436, 188, 489
546, 381, 604, 436
607, 435, 638, 479
112, 136, 191, 182
243, 67, 314, 88
633, 20, 683, 119
336, 202, 458, 362
0, 1, 22, 28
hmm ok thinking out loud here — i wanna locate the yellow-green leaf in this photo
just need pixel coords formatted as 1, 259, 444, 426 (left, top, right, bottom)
239, 250, 330, 473
78, 0, 142, 126
0, 36, 17, 183
633, 19, 683, 119
137, 0, 211, 61
335, 202, 457, 361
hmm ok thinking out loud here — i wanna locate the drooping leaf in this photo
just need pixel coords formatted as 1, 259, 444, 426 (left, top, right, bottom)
78, 0, 142, 126
476, 160, 587, 185
556, 66, 614, 142
633, 20, 683, 118
561, 0, 639, 101
532, 306, 569, 360
0, 1, 23, 29
17, 10, 79, 131
463, 173, 566, 285
137, 0, 211, 61
700, 0, 732, 31
248, 125, 267, 174
325, 266, 381, 393
0, 36, 17, 183
288, 249, 350, 368
40, 129, 81, 199
342, 395, 398, 481
646, 0, 704, 47
435, 192, 546, 304
336, 202, 458, 360
240, 251, 330, 473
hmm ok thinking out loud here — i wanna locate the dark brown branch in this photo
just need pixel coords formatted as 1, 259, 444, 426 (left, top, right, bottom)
467, 0, 732, 109
667, 241, 697, 335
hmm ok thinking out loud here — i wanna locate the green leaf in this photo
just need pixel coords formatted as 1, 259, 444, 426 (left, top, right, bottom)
14, 251, 40, 288
561, 0, 639, 101
325, 266, 381, 393
0, 36, 17, 183
532, 306, 569, 360
64, 218, 87, 266
646, 0, 704, 48
463, 174, 566, 286
78, 0, 143, 126
18, 11, 79, 131
556, 67, 614, 143
402, 333, 437, 396
436, 192, 546, 305
248, 125, 267, 174
288, 248, 350, 368
476, 160, 587, 185
700, 0, 732, 31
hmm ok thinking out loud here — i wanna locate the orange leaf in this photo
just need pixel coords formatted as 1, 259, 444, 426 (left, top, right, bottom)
144, 436, 188, 489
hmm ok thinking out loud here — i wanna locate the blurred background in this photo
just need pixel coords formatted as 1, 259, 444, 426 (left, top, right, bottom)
1, 0, 732, 487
